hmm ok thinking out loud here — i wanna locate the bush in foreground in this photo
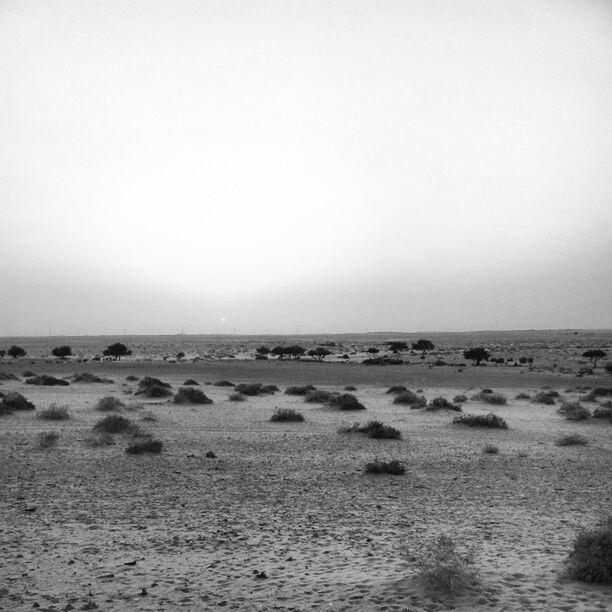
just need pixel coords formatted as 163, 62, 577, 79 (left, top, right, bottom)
408, 534, 478, 595
566, 517, 612, 584
136, 377, 172, 398
96, 396, 125, 412
364, 459, 405, 475
270, 408, 305, 422
557, 402, 590, 421
1, 392, 35, 413
173, 387, 213, 405
453, 413, 508, 429
359, 420, 401, 439
37, 405, 70, 420
556, 434, 588, 446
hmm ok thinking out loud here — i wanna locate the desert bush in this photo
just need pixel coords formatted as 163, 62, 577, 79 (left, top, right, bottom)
386, 385, 408, 394
304, 389, 336, 403
125, 375, 139, 381
213, 380, 234, 387
427, 397, 461, 412
72, 372, 112, 383
126, 437, 163, 454
357, 420, 401, 439
532, 391, 558, 405
344, 385, 357, 391
330, 393, 365, 411
235, 383, 278, 396
270, 408, 305, 422
393, 390, 426, 408
364, 459, 405, 475
25, 374, 69, 386
96, 396, 125, 412
285, 385, 317, 396
136, 376, 172, 395
515, 392, 531, 400
37, 405, 70, 420
362, 356, 403, 365
453, 413, 508, 429
556, 434, 588, 446
408, 534, 477, 594
585, 388, 612, 402
593, 406, 612, 420
566, 516, 612, 584
228, 392, 246, 402
86, 432, 115, 446
453, 394, 468, 403
183, 379, 199, 386
0, 372, 19, 380
173, 387, 213, 405
557, 402, 590, 421
483, 444, 499, 454
93, 415, 137, 434
605, 362, 612, 375
1, 392, 35, 413
38, 431, 59, 449
480, 392, 507, 405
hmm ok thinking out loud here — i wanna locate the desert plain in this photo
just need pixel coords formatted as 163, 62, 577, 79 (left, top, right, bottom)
1, 331, 611, 611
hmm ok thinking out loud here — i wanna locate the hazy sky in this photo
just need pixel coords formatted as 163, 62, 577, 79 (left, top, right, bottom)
2, 0, 612, 335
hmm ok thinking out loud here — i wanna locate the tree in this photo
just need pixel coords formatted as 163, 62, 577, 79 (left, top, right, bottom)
0, 350, 5, 358
102, 342, 132, 359
582, 349, 607, 368
51, 345, 72, 358
463, 347, 490, 365
271, 346, 287, 359
7, 345, 26, 359
176, 351, 185, 361
412, 339, 435, 352
286, 345, 306, 360
366, 347, 380, 356
256, 346, 270, 356
387, 341, 408, 354
307, 347, 332, 362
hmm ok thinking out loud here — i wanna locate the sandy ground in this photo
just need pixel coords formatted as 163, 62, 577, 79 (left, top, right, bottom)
1, 362, 611, 611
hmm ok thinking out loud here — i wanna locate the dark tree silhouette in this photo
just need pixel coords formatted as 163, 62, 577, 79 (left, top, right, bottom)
51, 345, 72, 358
387, 341, 408, 354
412, 339, 435, 352
103, 342, 132, 359
366, 347, 380, 356
7, 345, 26, 359
463, 347, 490, 365
256, 346, 270, 356
582, 349, 607, 367
307, 347, 332, 361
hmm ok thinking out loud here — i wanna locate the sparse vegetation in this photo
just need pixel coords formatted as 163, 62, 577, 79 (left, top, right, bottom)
480, 392, 507, 405
270, 408, 305, 422
350, 420, 402, 439
557, 402, 590, 421
453, 413, 508, 429
126, 437, 163, 454
173, 387, 213, 405
96, 396, 125, 412
37, 405, 70, 420
285, 385, 317, 396
555, 434, 588, 446
593, 406, 612, 420
566, 516, 612, 584
364, 459, 405, 475
408, 534, 478, 594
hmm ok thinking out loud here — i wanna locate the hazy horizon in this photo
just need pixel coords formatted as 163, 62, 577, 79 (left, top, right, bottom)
2, 0, 612, 336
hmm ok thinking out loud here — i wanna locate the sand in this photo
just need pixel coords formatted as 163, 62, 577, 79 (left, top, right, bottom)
1, 359, 611, 611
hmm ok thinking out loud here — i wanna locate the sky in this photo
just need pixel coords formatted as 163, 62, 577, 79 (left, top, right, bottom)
1, 0, 612, 335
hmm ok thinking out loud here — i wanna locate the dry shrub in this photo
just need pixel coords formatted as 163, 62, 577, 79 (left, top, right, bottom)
330, 393, 365, 411
93, 415, 138, 435
37, 405, 70, 420
515, 392, 531, 400
213, 380, 234, 387
126, 437, 163, 454
482, 444, 499, 454
408, 534, 478, 595
358, 420, 401, 439
533, 391, 558, 405
566, 517, 612, 584
270, 408, 305, 422
557, 402, 590, 421
344, 385, 357, 391
593, 406, 612, 420
556, 434, 588, 446
173, 387, 212, 405
235, 383, 278, 396
364, 459, 405, 475
393, 390, 426, 408
285, 385, 316, 396
228, 392, 246, 402
183, 379, 199, 386
72, 372, 112, 383
26, 375, 69, 386
96, 396, 125, 412
473, 390, 507, 405
453, 413, 508, 429
427, 397, 462, 412
135, 377, 172, 398
86, 432, 115, 446
453, 394, 468, 403
38, 431, 59, 449
304, 389, 336, 403
1, 392, 35, 413
386, 385, 408, 394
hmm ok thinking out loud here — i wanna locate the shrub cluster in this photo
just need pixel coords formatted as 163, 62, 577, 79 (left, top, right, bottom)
93, 415, 138, 434
386, 385, 408, 394
352, 420, 401, 439
453, 413, 508, 429
304, 389, 336, 403
213, 380, 234, 387
362, 356, 403, 366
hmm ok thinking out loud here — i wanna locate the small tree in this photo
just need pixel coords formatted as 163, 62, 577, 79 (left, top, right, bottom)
366, 347, 380, 356
256, 346, 270, 356
463, 347, 490, 365
582, 350, 607, 368
51, 345, 72, 358
387, 341, 408, 354
412, 339, 435, 352
102, 342, 132, 359
7, 345, 26, 359
270, 346, 287, 359
176, 351, 185, 361
307, 347, 332, 362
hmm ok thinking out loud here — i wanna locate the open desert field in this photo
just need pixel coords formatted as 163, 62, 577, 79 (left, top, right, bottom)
1, 332, 611, 611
